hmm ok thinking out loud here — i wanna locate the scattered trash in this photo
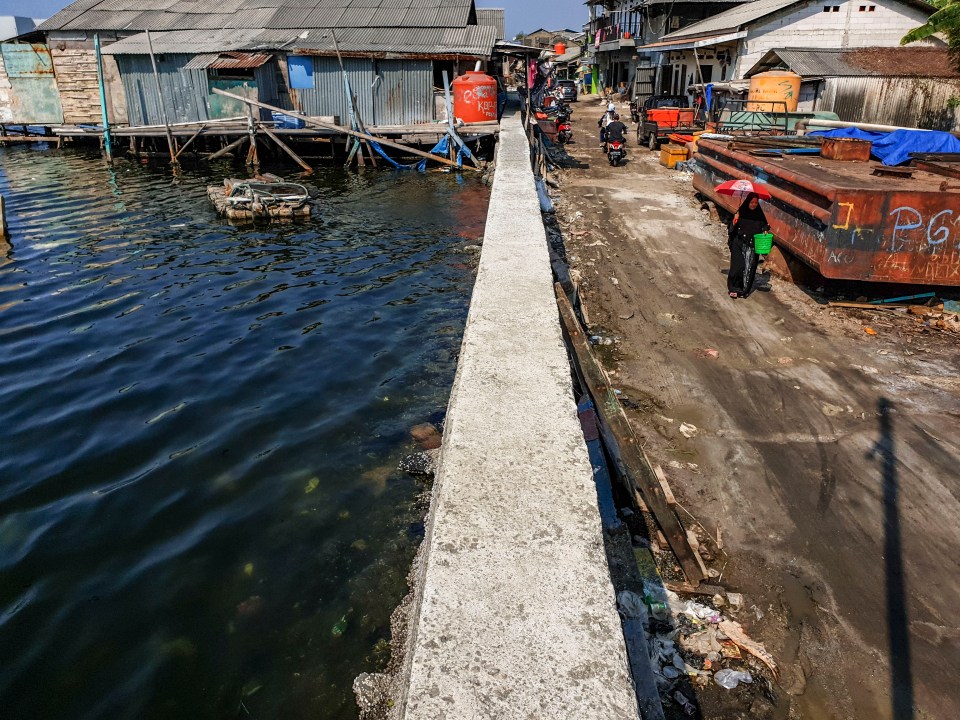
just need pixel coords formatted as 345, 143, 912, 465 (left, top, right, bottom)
610, 277, 620, 286
677, 293, 693, 299
719, 619, 779, 679
864, 327, 877, 336
304, 477, 319, 494
714, 669, 754, 689
727, 592, 744, 610
822, 403, 845, 417
331, 613, 349, 637
618, 311, 635, 320
679, 422, 698, 439
673, 690, 697, 715
699, 348, 720, 359
617, 590, 649, 622
535, 179, 554, 213
620, 506, 635, 517
777, 357, 793, 365
712, 593, 726, 607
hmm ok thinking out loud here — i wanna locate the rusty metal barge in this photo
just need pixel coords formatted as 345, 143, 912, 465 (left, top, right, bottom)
694, 138, 960, 286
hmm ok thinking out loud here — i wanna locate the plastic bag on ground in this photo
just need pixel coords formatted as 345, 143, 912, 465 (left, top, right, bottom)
617, 590, 649, 622
714, 668, 753, 689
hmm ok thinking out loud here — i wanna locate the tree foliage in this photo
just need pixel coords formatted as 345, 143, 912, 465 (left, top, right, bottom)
901, 0, 960, 71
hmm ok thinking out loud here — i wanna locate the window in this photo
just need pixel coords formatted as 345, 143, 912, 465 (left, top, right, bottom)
832, 5, 840, 11
823, 5, 831, 11
859, 4, 866, 10
869, 5, 876, 9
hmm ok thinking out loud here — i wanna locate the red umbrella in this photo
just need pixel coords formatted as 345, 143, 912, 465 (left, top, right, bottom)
714, 179, 772, 200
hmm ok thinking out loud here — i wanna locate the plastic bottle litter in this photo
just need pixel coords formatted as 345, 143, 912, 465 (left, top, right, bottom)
617, 590, 649, 622
714, 669, 753, 689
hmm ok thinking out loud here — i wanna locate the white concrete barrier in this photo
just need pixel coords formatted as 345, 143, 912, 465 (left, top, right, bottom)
399, 107, 639, 719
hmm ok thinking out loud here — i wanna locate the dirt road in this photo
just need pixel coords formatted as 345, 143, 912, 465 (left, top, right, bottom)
552, 103, 960, 719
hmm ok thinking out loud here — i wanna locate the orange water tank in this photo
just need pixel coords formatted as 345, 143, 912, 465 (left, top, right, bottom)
554, 42, 567, 55
746, 71, 801, 112
452, 71, 498, 123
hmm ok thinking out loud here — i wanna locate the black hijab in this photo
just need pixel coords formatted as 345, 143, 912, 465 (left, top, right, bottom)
738, 193, 766, 221
734, 193, 767, 237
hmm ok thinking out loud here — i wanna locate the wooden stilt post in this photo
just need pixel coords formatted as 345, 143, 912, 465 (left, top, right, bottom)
259, 124, 312, 173
210, 88, 479, 172
246, 104, 260, 173
94, 33, 113, 164
145, 30, 179, 171
175, 123, 207, 159
205, 135, 248, 161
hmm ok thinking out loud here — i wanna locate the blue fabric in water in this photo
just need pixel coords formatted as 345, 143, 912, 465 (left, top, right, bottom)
809, 127, 960, 166
369, 134, 471, 172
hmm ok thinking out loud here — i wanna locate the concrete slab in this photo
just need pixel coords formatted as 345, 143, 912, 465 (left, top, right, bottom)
398, 108, 639, 719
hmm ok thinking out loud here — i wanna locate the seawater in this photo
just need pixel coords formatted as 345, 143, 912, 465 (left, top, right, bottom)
0, 146, 489, 719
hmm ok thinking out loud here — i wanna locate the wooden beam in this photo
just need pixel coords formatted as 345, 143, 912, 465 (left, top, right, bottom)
259, 124, 313, 173
174, 123, 208, 159
554, 283, 706, 585
204, 135, 247, 160
211, 88, 479, 172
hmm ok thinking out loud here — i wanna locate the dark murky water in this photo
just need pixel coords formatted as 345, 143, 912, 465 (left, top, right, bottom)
0, 146, 488, 719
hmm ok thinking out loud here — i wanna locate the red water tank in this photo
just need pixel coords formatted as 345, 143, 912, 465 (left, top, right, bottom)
554, 42, 567, 55
452, 71, 498, 123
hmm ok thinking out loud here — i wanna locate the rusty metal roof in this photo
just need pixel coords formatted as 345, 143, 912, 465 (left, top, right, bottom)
183, 51, 273, 69
746, 47, 960, 79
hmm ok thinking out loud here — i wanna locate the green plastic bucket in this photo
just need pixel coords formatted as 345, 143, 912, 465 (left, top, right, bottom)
754, 232, 774, 254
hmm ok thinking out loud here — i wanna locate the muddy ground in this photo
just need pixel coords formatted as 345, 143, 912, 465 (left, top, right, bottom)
549, 102, 960, 720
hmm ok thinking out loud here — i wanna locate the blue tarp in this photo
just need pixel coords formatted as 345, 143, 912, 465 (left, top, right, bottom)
369, 134, 471, 172
809, 127, 960, 166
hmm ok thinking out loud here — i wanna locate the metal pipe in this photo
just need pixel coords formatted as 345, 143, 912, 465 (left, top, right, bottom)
93, 33, 112, 164
796, 118, 933, 136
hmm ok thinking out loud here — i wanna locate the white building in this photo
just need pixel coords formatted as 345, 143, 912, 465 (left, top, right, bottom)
637, 0, 940, 95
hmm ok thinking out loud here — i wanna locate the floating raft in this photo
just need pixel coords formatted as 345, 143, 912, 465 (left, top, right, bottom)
208, 174, 311, 221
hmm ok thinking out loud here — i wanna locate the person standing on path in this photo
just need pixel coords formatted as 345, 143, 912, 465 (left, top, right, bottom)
727, 193, 767, 298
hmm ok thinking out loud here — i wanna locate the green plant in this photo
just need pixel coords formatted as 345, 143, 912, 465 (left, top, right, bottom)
901, 0, 960, 71
948, 95, 960, 109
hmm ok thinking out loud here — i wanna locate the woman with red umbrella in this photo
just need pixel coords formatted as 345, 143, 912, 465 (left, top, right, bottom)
715, 181, 771, 299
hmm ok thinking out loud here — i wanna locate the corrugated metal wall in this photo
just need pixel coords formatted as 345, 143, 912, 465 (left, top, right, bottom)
117, 54, 209, 125
294, 56, 433, 125
820, 77, 960, 131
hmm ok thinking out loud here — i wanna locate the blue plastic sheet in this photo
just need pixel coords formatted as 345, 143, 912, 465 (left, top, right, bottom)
809, 127, 960, 166
362, 133, 472, 172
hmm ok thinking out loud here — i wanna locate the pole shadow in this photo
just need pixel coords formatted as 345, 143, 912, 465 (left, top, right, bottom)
868, 397, 914, 720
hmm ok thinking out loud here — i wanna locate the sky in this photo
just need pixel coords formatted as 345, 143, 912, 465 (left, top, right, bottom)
0, 0, 591, 39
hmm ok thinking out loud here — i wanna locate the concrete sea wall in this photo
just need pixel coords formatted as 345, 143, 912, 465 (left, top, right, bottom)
394, 107, 639, 719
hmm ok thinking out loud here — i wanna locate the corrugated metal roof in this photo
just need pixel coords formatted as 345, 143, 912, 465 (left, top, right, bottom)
293, 23, 496, 55
659, 0, 799, 41
38, 0, 478, 31
660, 0, 933, 41
746, 47, 960, 78
476, 8, 504, 40
102, 28, 275, 54
183, 51, 272, 68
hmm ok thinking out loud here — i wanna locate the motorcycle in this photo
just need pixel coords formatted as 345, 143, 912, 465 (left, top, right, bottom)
555, 106, 573, 144
607, 140, 625, 166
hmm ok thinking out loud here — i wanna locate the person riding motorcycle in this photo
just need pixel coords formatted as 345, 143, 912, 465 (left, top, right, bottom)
603, 113, 627, 153
598, 102, 616, 146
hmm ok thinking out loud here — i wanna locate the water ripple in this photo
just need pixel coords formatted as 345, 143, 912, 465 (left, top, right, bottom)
0, 146, 487, 719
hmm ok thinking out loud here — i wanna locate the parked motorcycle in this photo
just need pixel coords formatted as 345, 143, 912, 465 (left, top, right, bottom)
555, 106, 573, 144
607, 140, 625, 166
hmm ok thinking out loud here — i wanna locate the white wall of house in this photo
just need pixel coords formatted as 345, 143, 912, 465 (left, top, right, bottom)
733, 0, 939, 77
